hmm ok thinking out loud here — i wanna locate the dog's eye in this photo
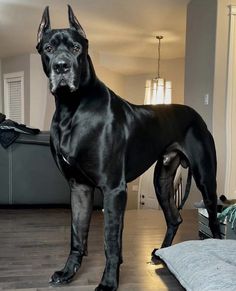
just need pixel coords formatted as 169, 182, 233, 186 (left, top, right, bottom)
45, 45, 53, 53
72, 44, 81, 53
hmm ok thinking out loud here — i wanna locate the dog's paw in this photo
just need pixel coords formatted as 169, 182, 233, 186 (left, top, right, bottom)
95, 284, 117, 291
151, 248, 162, 265
49, 267, 78, 285
49, 254, 82, 285
49, 270, 72, 285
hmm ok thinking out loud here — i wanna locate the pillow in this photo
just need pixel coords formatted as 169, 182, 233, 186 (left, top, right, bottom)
154, 239, 236, 291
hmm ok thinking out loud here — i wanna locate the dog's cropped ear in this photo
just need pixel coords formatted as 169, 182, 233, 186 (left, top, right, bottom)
68, 5, 86, 39
36, 6, 51, 48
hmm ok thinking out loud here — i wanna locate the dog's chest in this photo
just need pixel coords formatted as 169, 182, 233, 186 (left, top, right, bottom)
53, 122, 88, 161
51, 123, 96, 184
51, 110, 102, 170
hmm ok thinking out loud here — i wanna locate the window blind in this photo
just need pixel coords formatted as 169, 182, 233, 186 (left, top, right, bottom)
7, 79, 22, 123
4, 72, 24, 124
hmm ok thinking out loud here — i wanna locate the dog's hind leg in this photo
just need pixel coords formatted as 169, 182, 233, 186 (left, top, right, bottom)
153, 152, 183, 249
50, 181, 94, 285
184, 128, 221, 239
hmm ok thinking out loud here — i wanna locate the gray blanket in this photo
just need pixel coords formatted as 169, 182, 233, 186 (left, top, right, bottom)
155, 239, 236, 291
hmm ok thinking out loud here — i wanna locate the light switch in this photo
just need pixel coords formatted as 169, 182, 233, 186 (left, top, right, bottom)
204, 94, 209, 105
132, 185, 139, 191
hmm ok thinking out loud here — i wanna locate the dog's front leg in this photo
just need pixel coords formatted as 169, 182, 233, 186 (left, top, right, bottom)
50, 182, 94, 285
96, 185, 127, 291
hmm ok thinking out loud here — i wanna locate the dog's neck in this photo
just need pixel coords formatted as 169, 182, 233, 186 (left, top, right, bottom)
81, 54, 97, 87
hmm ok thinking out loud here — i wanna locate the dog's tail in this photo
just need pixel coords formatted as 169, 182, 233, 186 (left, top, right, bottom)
178, 167, 192, 210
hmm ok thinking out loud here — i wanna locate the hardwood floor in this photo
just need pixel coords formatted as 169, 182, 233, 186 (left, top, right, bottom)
0, 208, 199, 290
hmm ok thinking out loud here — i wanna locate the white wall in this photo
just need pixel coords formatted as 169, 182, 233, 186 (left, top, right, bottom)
30, 54, 48, 129
95, 65, 125, 97
0, 59, 2, 113
90, 51, 125, 97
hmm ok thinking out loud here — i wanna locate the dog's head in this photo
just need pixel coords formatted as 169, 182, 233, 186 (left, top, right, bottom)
36, 6, 88, 94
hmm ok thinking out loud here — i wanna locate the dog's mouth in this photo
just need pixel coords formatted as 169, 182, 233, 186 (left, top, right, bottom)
50, 74, 77, 93
59, 78, 67, 87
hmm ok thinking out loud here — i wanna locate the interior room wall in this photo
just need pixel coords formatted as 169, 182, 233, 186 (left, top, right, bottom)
1, 54, 30, 124
94, 62, 125, 98
184, 0, 217, 133
0, 59, 2, 113
184, 0, 236, 204
43, 88, 54, 130
30, 54, 48, 129
184, 0, 218, 207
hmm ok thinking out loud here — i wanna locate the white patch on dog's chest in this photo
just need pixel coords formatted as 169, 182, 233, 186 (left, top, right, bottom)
62, 154, 71, 165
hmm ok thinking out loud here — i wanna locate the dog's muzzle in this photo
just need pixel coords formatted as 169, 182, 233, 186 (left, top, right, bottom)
50, 58, 77, 93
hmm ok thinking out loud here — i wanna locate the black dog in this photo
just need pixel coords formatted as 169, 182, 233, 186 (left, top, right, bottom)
36, 6, 221, 291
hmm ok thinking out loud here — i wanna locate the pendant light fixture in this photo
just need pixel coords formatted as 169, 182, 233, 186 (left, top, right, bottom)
144, 36, 172, 105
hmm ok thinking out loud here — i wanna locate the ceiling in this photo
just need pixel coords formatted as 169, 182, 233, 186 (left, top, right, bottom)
0, 0, 190, 75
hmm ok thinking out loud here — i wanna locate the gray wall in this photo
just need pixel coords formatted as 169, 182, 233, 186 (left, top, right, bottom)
184, 0, 218, 207
0, 59, 2, 113
1, 54, 30, 125
184, 0, 217, 133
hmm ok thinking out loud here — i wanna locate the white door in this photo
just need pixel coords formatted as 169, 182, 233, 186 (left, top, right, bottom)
138, 163, 183, 209
138, 163, 160, 209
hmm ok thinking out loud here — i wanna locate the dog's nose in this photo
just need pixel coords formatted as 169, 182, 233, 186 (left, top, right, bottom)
53, 60, 71, 74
